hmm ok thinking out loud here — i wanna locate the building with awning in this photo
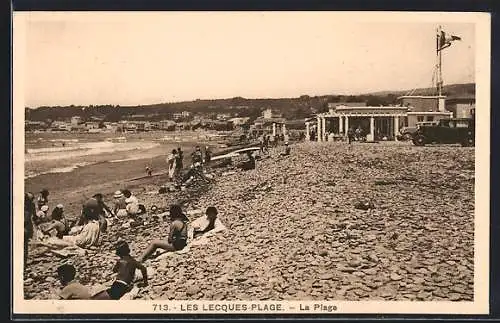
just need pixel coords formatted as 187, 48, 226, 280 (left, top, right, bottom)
306, 96, 454, 142
307, 105, 408, 142
250, 109, 288, 137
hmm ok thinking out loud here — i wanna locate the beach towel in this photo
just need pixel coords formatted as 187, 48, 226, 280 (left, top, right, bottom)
187, 217, 226, 242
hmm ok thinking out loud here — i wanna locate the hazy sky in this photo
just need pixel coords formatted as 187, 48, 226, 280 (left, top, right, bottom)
17, 12, 476, 107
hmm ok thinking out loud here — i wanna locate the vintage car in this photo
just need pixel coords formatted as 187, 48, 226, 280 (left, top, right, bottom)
412, 118, 475, 147
396, 126, 418, 141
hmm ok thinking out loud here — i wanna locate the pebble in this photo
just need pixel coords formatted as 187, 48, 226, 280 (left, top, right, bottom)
390, 273, 402, 281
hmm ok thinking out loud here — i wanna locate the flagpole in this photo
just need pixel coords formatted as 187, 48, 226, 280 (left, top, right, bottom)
437, 25, 443, 96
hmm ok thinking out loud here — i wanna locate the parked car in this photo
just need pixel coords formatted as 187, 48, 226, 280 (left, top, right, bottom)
416, 121, 440, 128
412, 118, 475, 147
396, 126, 418, 141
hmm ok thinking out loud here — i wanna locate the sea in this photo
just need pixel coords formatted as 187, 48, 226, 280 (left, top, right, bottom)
24, 131, 228, 180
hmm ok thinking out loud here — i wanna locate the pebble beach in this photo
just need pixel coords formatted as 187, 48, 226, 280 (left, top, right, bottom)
24, 141, 475, 301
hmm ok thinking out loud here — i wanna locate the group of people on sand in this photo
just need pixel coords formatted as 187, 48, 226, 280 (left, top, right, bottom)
25, 139, 289, 300
53, 205, 222, 300
259, 134, 291, 153
167, 145, 213, 188
259, 133, 290, 152
24, 188, 146, 252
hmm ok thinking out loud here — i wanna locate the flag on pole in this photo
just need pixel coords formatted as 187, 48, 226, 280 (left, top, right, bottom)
438, 29, 461, 51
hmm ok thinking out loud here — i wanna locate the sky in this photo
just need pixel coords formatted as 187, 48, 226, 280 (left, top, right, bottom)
16, 12, 477, 107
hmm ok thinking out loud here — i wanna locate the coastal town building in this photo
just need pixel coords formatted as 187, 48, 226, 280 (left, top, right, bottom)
216, 113, 232, 121
159, 120, 176, 130
445, 96, 476, 119
172, 111, 191, 120
250, 108, 287, 137
70, 116, 83, 125
85, 121, 100, 130
25, 121, 48, 131
229, 117, 250, 126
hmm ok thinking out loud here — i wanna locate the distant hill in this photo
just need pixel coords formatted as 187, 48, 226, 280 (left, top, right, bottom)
368, 83, 475, 98
25, 83, 475, 123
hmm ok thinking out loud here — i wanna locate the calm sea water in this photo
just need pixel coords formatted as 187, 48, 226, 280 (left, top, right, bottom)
24, 131, 220, 179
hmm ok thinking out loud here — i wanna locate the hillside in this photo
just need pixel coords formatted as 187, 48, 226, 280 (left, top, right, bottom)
367, 83, 475, 97
25, 83, 474, 123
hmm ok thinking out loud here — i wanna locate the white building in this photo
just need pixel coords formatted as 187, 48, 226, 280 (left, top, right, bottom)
71, 116, 83, 125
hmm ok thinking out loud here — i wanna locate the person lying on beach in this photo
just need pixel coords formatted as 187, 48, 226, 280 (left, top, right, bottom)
91, 241, 148, 300
188, 207, 224, 240
40, 204, 68, 239
138, 205, 188, 262
113, 190, 128, 217
56, 264, 92, 300
36, 188, 49, 211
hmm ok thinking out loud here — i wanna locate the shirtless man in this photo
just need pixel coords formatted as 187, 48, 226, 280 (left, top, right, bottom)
92, 241, 148, 300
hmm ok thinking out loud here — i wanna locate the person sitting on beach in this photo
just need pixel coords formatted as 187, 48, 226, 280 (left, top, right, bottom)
188, 207, 224, 240
138, 204, 188, 262
34, 204, 50, 225
93, 193, 114, 218
280, 142, 291, 157
36, 188, 49, 211
40, 204, 68, 239
113, 190, 128, 218
64, 207, 102, 249
92, 241, 148, 300
191, 146, 203, 167
56, 264, 92, 300
122, 189, 140, 217
237, 151, 256, 171
78, 194, 111, 233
